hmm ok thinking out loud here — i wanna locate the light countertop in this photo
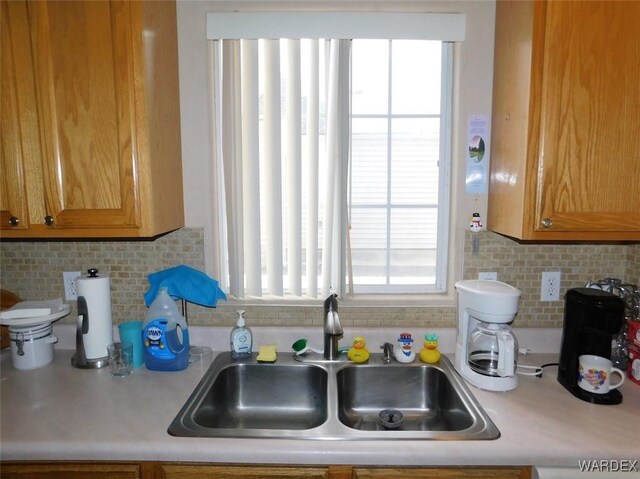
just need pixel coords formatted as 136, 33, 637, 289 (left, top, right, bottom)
1, 326, 638, 468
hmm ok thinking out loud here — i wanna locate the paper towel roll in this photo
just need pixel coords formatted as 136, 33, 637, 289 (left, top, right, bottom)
77, 274, 113, 360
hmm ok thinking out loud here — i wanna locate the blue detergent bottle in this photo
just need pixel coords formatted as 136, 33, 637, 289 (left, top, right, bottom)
142, 287, 190, 371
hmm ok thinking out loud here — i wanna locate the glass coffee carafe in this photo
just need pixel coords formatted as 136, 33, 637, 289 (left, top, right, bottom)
467, 322, 517, 377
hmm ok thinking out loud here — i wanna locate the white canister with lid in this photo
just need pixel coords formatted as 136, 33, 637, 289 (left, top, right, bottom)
9, 322, 58, 370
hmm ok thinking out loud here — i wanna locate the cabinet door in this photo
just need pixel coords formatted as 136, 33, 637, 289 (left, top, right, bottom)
27, 0, 141, 230
352, 467, 531, 479
0, 462, 142, 479
0, 0, 37, 231
159, 464, 332, 479
535, 1, 640, 233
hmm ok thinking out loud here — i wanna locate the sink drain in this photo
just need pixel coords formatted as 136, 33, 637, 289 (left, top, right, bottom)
378, 409, 404, 430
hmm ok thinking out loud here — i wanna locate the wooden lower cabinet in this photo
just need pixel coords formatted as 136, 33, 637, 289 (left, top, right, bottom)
0, 462, 146, 479
158, 464, 333, 479
351, 467, 531, 478
0, 462, 531, 479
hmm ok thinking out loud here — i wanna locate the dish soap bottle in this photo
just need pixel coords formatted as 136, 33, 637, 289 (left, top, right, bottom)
142, 287, 190, 371
230, 310, 252, 358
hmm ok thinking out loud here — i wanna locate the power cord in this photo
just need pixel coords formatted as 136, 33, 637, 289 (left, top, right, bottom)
516, 347, 558, 378
536, 363, 559, 378
516, 362, 558, 378
516, 364, 544, 376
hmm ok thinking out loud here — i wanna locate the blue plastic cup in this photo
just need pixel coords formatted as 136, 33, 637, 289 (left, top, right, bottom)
118, 321, 144, 368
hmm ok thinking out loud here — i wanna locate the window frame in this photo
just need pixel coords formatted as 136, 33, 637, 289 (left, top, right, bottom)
206, 11, 465, 305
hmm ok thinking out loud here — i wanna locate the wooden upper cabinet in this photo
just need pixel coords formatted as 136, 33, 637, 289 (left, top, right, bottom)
0, 0, 184, 238
30, 1, 139, 230
487, 0, 640, 241
1, 0, 35, 231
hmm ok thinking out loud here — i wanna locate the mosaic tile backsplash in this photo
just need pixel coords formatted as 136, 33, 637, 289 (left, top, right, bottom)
1, 228, 638, 329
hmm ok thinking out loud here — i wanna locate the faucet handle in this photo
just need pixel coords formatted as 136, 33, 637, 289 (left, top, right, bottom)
325, 310, 343, 335
324, 293, 339, 312
323, 294, 342, 335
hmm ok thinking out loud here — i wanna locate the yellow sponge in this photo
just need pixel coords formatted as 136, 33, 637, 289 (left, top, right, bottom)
256, 344, 277, 363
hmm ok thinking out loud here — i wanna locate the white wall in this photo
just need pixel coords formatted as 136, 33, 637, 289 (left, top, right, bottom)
175, 0, 496, 301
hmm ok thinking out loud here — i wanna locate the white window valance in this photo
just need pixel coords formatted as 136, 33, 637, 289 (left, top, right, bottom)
206, 12, 466, 41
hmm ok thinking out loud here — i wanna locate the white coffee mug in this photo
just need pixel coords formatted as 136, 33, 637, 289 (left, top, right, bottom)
578, 355, 625, 394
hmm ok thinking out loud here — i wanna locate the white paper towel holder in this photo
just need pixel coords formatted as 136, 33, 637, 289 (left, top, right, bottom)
71, 268, 113, 369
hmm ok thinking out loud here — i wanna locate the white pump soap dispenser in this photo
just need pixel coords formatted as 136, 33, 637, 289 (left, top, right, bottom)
230, 310, 253, 358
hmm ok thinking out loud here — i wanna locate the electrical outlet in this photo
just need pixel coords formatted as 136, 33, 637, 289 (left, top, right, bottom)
541, 271, 561, 301
478, 272, 498, 281
63, 271, 82, 300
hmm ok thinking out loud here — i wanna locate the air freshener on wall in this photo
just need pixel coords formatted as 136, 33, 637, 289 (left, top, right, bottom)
465, 114, 489, 194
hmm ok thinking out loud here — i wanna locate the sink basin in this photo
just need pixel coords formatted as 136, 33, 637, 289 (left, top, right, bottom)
168, 352, 500, 440
193, 363, 328, 430
337, 365, 474, 431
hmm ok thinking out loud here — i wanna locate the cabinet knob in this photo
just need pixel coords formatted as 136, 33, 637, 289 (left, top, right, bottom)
44, 215, 55, 226
541, 218, 553, 228
8, 216, 20, 227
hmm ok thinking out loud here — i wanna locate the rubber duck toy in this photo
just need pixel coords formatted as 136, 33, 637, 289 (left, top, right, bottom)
394, 333, 416, 363
348, 336, 370, 363
419, 333, 441, 364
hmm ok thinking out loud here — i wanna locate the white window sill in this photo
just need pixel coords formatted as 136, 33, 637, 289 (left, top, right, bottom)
220, 293, 456, 309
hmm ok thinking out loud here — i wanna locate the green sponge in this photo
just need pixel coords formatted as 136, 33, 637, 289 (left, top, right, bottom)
256, 345, 277, 363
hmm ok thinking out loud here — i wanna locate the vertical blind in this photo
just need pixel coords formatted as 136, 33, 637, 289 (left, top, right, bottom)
207, 12, 466, 299
210, 38, 350, 298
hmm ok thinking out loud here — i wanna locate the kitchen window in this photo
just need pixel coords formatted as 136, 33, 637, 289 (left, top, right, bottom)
207, 12, 465, 300
350, 39, 451, 294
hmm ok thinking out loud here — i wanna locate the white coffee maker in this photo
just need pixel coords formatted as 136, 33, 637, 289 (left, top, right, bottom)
454, 280, 521, 391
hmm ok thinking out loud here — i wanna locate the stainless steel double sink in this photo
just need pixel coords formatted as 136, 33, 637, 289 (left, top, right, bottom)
168, 352, 500, 440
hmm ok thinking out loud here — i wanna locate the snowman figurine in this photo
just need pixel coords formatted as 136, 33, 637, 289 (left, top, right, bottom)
470, 212, 484, 232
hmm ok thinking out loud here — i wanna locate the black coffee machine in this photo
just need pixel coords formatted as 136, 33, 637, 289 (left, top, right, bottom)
558, 288, 625, 405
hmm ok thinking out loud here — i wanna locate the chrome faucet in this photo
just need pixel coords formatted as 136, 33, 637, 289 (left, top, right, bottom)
380, 342, 394, 363
323, 294, 343, 360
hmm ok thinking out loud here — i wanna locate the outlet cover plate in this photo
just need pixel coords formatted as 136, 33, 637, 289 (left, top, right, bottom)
478, 272, 498, 281
541, 271, 561, 301
63, 271, 82, 301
